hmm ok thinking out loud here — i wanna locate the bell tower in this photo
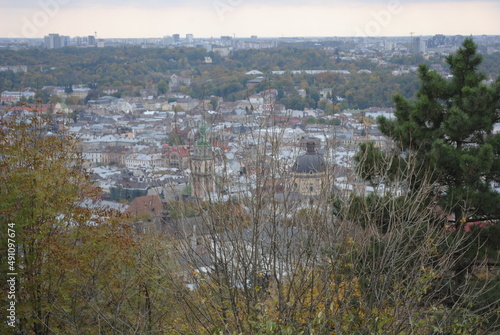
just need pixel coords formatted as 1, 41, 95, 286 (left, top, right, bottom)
191, 120, 214, 199
291, 138, 325, 198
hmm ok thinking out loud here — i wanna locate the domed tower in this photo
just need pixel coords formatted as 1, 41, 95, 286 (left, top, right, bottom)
291, 140, 326, 198
191, 120, 214, 198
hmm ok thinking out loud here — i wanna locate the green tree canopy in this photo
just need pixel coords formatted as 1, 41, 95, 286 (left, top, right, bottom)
353, 39, 500, 327
0, 112, 182, 334
368, 38, 500, 225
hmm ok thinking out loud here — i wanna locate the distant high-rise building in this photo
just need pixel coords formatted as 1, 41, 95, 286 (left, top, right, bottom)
220, 35, 232, 46
412, 37, 426, 54
44, 33, 68, 49
44, 34, 56, 49
88, 35, 96, 46
173, 34, 180, 43
419, 39, 427, 53
428, 34, 446, 48
62, 35, 70, 47
163, 35, 173, 45
186, 34, 194, 43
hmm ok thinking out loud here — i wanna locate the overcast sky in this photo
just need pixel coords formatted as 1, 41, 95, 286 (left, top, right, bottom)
1, 0, 499, 39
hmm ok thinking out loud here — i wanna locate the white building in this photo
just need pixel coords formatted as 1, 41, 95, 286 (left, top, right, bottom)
1, 91, 35, 103
125, 153, 164, 169
83, 148, 104, 165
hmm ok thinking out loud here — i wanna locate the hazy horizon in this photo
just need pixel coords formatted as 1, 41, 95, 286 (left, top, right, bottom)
2, 34, 500, 40
1, 0, 499, 40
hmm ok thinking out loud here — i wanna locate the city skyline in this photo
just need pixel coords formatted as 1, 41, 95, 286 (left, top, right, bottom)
1, 0, 499, 39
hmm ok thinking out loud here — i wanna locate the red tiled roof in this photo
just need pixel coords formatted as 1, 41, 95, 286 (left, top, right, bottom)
163, 144, 191, 157
125, 195, 163, 218
8, 106, 51, 112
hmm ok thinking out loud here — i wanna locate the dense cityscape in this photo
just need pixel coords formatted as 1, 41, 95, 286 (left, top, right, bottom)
1, 34, 499, 204
1, 32, 500, 334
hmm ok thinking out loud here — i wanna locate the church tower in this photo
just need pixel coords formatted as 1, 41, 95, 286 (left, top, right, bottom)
291, 138, 326, 202
191, 120, 214, 199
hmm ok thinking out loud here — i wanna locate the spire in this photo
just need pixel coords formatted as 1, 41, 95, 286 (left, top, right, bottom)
196, 119, 210, 147
200, 119, 206, 142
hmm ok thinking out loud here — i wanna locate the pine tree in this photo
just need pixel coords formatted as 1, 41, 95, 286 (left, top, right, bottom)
354, 39, 500, 328
373, 38, 500, 225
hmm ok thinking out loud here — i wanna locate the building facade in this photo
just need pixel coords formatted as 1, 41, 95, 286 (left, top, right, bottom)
191, 121, 214, 198
290, 139, 328, 203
